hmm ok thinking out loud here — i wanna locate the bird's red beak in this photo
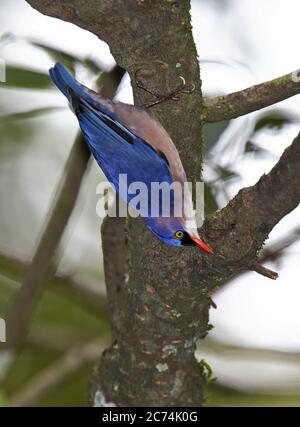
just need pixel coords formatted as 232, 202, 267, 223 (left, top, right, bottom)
191, 236, 213, 254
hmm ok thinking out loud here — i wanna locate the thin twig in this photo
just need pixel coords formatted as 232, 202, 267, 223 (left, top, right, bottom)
204, 130, 300, 286
251, 262, 278, 280
26, 326, 92, 353
5, 133, 90, 347
9, 339, 106, 407
0, 251, 107, 316
202, 69, 300, 123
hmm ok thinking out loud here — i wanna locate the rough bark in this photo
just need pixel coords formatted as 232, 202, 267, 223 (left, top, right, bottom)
202, 70, 300, 123
202, 131, 300, 279
26, 0, 300, 407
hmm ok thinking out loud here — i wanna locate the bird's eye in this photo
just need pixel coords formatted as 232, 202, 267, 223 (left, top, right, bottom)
174, 230, 184, 239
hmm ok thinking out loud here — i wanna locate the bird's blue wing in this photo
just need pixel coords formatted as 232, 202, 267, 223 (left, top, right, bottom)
50, 63, 114, 118
49, 63, 173, 218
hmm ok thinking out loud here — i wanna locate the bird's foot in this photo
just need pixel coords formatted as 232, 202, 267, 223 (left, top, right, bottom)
134, 70, 195, 108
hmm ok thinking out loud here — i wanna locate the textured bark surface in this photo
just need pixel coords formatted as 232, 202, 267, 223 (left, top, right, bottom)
26, 0, 300, 407
202, 70, 300, 123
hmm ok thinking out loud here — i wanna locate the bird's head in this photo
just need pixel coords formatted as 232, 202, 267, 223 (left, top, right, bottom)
147, 218, 213, 254
158, 229, 213, 253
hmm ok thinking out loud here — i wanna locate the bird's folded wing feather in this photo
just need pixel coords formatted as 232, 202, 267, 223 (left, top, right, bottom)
50, 63, 198, 225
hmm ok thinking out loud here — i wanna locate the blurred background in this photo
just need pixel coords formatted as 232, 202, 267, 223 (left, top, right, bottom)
0, 0, 300, 406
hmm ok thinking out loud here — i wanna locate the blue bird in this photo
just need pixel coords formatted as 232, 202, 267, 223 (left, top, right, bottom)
49, 63, 213, 253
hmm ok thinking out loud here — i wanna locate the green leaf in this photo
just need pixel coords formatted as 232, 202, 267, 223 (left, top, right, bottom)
2, 66, 52, 89
207, 323, 214, 332
203, 120, 230, 153
29, 41, 79, 74
244, 140, 268, 155
0, 107, 64, 123
254, 112, 291, 131
0, 119, 36, 148
198, 359, 217, 385
82, 58, 104, 75
216, 165, 239, 181
28, 40, 104, 76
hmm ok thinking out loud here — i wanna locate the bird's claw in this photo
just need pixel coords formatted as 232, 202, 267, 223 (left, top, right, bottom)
134, 70, 195, 109
178, 76, 195, 95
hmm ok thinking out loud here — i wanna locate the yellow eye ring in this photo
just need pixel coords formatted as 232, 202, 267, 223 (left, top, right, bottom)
174, 230, 184, 239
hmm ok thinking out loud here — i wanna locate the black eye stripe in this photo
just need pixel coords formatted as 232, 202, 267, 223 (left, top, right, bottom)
174, 231, 196, 246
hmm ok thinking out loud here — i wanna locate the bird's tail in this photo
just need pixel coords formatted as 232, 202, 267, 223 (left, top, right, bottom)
49, 63, 82, 100
49, 63, 113, 118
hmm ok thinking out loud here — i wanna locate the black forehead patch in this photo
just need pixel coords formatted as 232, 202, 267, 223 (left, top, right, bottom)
181, 232, 195, 246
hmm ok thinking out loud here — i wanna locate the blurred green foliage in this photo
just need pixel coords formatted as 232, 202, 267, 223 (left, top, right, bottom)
0, 35, 109, 407
5, 66, 53, 89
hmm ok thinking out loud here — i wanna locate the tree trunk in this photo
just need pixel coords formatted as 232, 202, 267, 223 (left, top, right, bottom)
92, 1, 208, 406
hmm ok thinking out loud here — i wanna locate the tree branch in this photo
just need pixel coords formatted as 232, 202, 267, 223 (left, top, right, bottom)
251, 262, 278, 280
9, 339, 105, 407
203, 130, 300, 285
0, 251, 107, 316
101, 214, 127, 337
202, 69, 300, 123
5, 132, 90, 348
